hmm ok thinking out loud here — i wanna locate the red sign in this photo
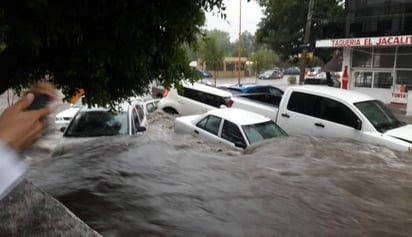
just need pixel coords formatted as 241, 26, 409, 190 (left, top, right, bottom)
316, 35, 412, 48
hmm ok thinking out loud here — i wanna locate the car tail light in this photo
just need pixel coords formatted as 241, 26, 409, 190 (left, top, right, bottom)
162, 88, 170, 97
227, 99, 233, 108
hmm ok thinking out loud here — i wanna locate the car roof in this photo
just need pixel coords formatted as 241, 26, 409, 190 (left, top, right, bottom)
182, 81, 232, 97
291, 85, 375, 104
78, 100, 141, 113
226, 84, 277, 91
206, 108, 271, 125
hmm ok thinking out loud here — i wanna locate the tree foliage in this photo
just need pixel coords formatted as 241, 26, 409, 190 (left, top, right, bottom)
256, 0, 344, 62
248, 47, 280, 76
232, 31, 257, 58
0, 0, 229, 105
199, 37, 224, 85
205, 29, 235, 56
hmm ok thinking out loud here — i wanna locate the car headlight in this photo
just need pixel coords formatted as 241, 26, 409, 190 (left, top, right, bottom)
56, 117, 63, 121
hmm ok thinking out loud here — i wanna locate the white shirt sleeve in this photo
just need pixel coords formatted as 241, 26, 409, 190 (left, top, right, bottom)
0, 141, 27, 200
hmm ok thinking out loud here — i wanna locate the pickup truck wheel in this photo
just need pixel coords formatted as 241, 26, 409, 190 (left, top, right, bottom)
163, 107, 178, 115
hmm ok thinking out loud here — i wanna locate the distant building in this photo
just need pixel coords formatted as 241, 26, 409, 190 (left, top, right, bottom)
316, 0, 412, 104
197, 57, 248, 78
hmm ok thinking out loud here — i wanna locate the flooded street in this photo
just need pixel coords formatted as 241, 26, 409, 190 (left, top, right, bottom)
26, 108, 412, 236
2, 81, 412, 236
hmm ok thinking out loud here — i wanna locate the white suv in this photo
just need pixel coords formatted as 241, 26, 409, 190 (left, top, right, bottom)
158, 81, 233, 115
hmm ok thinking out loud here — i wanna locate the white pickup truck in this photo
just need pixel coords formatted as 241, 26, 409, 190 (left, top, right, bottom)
231, 85, 412, 154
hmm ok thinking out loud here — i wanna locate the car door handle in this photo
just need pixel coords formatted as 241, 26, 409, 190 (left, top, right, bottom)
314, 122, 325, 128
281, 113, 290, 118
194, 130, 199, 134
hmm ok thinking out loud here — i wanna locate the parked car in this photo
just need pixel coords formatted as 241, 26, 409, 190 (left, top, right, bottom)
158, 81, 233, 115
258, 69, 283, 79
174, 108, 287, 149
60, 100, 147, 137
231, 85, 412, 154
143, 98, 160, 113
304, 74, 341, 88
283, 66, 301, 75
55, 96, 85, 127
305, 66, 323, 78
53, 100, 148, 157
151, 79, 166, 98
55, 96, 149, 128
218, 84, 284, 96
196, 69, 213, 78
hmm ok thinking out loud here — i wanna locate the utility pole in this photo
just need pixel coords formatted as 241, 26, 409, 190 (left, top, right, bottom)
237, 0, 242, 85
299, 0, 315, 85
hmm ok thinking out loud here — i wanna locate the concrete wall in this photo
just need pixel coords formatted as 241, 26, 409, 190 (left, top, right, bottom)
0, 180, 101, 236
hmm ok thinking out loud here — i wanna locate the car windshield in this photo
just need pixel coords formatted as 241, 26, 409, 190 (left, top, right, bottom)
242, 121, 287, 145
263, 70, 274, 76
65, 111, 129, 137
354, 100, 406, 132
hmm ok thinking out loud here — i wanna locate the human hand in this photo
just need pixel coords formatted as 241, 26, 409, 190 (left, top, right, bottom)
0, 93, 51, 152
25, 81, 57, 101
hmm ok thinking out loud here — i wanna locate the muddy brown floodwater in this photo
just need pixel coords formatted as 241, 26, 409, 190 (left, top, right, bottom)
1, 89, 412, 236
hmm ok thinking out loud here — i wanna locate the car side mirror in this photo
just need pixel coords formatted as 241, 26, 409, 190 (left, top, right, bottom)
60, 127, 66, 133
234, 141, 247, 149
136, 126, 146, 133
355, 119, 362, 130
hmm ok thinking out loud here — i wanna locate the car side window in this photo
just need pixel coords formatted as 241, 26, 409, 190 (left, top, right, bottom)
180, 87, 197, 100
181, 87, 225, 108
196, 115, 222, 135
269, 88, 283, 96
319, 98, 359, 128
132, 108, 139, 133
135, 105, 145, 123
221, 120, 245, 145
146, 102, 156, 113
249, 88, 267, 93
287, 92, 320, 117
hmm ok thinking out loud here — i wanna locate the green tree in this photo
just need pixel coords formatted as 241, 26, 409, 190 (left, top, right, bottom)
256, 0, 344, 62
205, 29, 235, 56
199, 37, 224, 85
248, 47, 280, 77
0, 0, 229, 106
232, 31, 257, 58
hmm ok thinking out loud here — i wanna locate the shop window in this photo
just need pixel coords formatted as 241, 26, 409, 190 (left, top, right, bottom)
226, 63, 235, 71
396, 70, 412, 91
354, 71, 372, 87
373, 72, 393, 89
373, 48, 395, 68
352, 48, 372, 67
396, 47, 412, 68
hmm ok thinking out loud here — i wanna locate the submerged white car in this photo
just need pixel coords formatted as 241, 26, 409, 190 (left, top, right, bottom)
55, 97, 85, 126
174, 108, 287, 148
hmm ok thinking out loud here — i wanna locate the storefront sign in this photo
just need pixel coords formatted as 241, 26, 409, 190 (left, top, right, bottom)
316, 35, 412, 48
391, 84, 408, 105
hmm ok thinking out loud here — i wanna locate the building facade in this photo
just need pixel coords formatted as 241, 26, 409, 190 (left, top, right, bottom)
316, 0, 412, 104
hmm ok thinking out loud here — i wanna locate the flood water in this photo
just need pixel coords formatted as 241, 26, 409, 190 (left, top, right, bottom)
1, 83, 412, 236
25, 109, 412, 237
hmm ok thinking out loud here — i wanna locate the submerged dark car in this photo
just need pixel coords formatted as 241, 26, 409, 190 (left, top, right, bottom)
258, 69, 283, 79
304, 73, 341, 88
283, 66, 301, 75
197, 69, 213, 78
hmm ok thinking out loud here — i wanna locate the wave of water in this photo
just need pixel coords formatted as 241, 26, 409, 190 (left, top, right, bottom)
24, 111, 412, 236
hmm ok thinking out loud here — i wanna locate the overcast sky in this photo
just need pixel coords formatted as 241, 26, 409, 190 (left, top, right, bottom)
204, 0, 264, 42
